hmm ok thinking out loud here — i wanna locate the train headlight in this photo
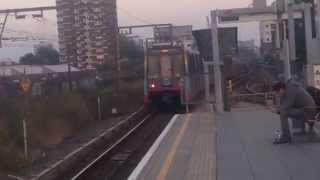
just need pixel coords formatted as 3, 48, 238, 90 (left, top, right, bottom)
150, 84, 156, 88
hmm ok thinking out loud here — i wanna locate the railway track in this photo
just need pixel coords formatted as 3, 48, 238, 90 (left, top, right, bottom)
56, 110, 174, 180
29, 107, 152, 180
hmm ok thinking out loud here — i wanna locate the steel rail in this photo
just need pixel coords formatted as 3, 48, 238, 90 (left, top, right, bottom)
30, 106, 146, 180
71, 113, 154, 180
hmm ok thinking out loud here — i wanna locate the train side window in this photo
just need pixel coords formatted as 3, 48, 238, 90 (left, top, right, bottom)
197, 55, 202, 73
194, 56, 197, 73
190, 54, 194, 73
189, 54, 195, 74
194, 54, 199, 73
193, 54, 197, 73
200, 57, 204, 73
191, 55, 194, 74
148, 56, 160, 78
187, 54, 191, 74
196, 54, 201, 73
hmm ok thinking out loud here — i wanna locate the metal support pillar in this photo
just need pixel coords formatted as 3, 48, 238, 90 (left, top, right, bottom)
184, 75, 190, 113
23, 117, 28, 159
68, 61, 73, 91
204, 64, 210, 104
0, 13, 9, 48
317, 0, 320, 40
98, 96, 102, 121
204, 62, 213, 112
304, 3, 314, 64
211, 11, 224, 113
115, 31, 120, 94
287, 2, 296, 63
284, 39, 292, 80
275, 22, 281, 49
283, 16, 292, 81
303, 3, 316, 86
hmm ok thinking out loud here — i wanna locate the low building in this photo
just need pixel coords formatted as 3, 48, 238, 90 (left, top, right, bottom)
0, 64, 96, 96
0, 59, 17, 66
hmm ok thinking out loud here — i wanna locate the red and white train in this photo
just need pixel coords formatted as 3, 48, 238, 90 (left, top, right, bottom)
144, 43, 204, 105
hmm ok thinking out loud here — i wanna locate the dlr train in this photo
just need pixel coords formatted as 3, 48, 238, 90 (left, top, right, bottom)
144, 43, 204, 106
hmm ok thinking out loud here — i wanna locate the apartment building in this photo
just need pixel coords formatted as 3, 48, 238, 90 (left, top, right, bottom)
56, 0, 118, 68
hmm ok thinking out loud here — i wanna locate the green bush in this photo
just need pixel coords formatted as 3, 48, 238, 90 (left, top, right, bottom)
82, 80, 144, 119
0, 80, 143, 173
29, 92, 94, 132
0, 98, 23, 145
0, 93, 93, 172
0, 145, 31, 172
0, 97, 30, 172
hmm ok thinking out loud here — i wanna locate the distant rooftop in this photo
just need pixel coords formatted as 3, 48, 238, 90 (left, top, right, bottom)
218, 7, 274, 17
217, 0, 275, 17
0, 64, 80, 77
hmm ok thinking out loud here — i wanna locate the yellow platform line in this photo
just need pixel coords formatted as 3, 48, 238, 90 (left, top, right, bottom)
156, 113, 192, 180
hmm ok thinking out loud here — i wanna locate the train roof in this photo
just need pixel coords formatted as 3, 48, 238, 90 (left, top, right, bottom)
147, 40, 199, 54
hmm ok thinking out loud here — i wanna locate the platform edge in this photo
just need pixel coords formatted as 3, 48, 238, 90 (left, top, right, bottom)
128, 114, 179, 180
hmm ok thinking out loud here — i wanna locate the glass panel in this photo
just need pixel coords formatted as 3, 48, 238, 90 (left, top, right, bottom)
148, 56, 160, 78
160, 54, 172, 78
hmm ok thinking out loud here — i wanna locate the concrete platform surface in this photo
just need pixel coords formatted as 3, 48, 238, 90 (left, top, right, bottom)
217, 110, 320, 180
128, 113, 216, 180
129, 109, 320, 180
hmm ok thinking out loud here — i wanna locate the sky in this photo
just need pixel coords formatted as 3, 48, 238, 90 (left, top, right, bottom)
1, 0, 275, 29
0, 0, 274, 61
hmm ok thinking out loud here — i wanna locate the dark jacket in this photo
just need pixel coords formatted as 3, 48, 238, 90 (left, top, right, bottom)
280, 80, 316, 116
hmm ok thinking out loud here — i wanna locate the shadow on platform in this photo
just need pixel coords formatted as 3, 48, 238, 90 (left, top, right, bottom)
217, 110, 320, 180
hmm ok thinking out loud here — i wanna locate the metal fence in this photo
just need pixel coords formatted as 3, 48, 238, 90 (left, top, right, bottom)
230, 92, 276, 110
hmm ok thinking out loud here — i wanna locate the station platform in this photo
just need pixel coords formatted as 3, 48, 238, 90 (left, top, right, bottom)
217, 110, 320, 180
129, 110, 320, 180
129, 112, 216, 180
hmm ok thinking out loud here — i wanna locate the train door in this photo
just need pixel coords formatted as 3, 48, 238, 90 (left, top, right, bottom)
172, 53, 184, 87
147, 55, 160, 79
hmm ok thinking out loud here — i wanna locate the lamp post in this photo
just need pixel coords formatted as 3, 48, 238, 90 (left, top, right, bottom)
287, 0, 296, 61
284, 0, 295, 81
68, 60, 73, 92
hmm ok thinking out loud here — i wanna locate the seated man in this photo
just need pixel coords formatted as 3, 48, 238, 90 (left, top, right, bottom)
272, 80, 316, 144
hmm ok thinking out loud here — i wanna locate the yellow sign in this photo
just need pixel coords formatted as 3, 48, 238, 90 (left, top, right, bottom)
228, 80, 233, 93
20, 78, 32, 93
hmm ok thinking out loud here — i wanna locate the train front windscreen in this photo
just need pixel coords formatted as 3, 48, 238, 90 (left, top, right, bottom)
148, 49, 184, 88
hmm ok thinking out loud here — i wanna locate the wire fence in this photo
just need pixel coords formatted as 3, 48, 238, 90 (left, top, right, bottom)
230, 92, 276, 110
